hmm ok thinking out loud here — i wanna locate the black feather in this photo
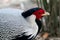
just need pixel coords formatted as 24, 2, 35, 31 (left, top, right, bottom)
22, 7, 40, 18
12, 32, 33, 40
35, 19, 42, 35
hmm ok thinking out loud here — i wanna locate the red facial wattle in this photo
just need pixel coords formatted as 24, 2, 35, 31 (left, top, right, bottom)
33, 9, 45, 20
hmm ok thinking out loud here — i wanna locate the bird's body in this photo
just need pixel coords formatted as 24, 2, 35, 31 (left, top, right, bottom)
0, 8, 39, 40
0, 8, 49, 40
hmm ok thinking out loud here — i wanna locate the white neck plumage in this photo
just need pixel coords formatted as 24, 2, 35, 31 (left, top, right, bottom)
26, 15, 36, 24
26, 14, 38, 37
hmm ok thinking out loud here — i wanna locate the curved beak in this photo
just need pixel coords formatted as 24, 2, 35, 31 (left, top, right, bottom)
42, 12, 50, 16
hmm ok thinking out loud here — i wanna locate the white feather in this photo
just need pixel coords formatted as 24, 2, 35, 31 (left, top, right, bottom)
0, 8, 38, 40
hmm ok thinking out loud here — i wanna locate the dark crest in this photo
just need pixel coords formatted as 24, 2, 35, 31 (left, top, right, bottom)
22, 7, 40, 18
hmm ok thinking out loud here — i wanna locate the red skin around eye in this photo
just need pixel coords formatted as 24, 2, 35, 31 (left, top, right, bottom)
33, 9, 45, 20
